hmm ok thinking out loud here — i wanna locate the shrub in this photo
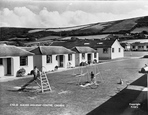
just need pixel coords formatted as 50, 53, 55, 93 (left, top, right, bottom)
54, 66, 59, 71
93, 59, 97, 64
16, 68, 26, 77
80, 62, 88, 66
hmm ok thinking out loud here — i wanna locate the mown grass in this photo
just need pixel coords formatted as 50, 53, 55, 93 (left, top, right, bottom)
0, 52, 148, 115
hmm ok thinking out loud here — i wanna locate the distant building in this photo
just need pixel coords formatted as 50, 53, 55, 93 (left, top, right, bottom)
71, 46, 99, 66
51, 39, 124, 60
131, 42, 148, 51
94, 39, 124, 59
120, 43, 131, 51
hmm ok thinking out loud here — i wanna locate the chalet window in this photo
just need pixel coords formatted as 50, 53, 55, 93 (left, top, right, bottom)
147, 46, 148, 48
20, 56, 28, 66
94, 53, 97, 58
68, 54, 72, 61
0, 58, 3, 65
133, 46, 135, 48
47, 55, 52, 63
138, 46, 141, 48
119, 48, 121, 52
112, 48, 114, 53
103, 48, 108, 53
82, 53, 85, 59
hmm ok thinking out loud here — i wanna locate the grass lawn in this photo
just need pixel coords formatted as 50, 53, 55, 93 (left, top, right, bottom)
0, 52, 148, 115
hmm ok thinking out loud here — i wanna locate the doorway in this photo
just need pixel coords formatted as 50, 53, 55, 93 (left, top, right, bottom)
87, 54, 92, 64
59, 55, 64, 67
7, 58, 11, 75
75, 54, 79, 66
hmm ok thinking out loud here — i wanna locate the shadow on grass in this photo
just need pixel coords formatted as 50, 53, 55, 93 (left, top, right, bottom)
86, 74, 148, 115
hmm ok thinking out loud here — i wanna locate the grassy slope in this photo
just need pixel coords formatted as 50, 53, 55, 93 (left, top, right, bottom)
102, 18, 139, 33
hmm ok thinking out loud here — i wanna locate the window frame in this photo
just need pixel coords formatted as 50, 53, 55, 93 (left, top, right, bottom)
103, 48, 108, 54
20, 56, 28, 66
94, 53, 97, 58
112, 48, 114, 53
119, 48, 121, 52
82, 53, 85, 59
46, 55, 52, 63
68, 54, 72, 61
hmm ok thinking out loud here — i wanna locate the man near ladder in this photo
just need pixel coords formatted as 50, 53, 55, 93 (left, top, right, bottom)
18, 66, 41, 91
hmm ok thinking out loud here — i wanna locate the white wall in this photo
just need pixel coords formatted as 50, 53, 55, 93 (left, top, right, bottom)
111, 40, 124, 59
66, 54, 75, 68
79, 53, 87, 63
41, 54, 76, 71
0, 58, 4, 76
0, 56, 34, 77
12, 57, 20, 76
69, 54, 75, 67
0, 57, 18, 77
42, 55, 58, 71
78, 52, 99, 64
92, 52, 99, 63
20, 56, 34, 75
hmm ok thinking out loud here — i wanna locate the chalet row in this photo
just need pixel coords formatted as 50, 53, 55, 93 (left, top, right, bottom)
121, 42, 148, 51
130, 42, 148, 51
0, 39, 124, 77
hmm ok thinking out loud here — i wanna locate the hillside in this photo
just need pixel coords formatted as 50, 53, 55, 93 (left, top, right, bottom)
0, 16, 148, 43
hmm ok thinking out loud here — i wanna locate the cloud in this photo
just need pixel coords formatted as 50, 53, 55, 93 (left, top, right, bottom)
0, 6, 148, 28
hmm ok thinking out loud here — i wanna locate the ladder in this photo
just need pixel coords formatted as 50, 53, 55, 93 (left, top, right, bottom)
39, 72, 52, 93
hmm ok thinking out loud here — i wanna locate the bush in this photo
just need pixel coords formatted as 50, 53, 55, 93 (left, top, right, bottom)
93, 59, 97, 64
54, 66, 58, 71
16, 68, 26, 77
80, 62, 88, 66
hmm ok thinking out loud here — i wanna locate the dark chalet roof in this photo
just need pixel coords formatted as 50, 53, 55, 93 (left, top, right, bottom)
71, 46, 96, 53
30, 46, 74, 55
0, 45, 34, 57
51, 39, 116, 49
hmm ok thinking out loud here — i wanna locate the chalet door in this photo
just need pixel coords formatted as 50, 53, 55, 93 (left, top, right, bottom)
87, 54, 91, 64
7, 58, 11, 75
75, 54, 79, 66
59, 55, 64, 67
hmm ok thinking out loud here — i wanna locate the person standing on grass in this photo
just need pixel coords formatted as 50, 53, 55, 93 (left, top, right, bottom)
18, 66, 41, 91
90, 71, 96, 84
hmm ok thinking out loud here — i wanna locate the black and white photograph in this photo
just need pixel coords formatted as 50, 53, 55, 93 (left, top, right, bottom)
0, 0, 148, 115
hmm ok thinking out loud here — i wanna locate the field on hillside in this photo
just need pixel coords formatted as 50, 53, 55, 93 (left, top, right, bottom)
103, 18, 139, 33
131, 27, 148, 33
63, 34, 110, 40
0, 52, 148, 115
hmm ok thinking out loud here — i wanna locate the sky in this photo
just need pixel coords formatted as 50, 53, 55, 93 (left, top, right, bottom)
0, 0, 148, 28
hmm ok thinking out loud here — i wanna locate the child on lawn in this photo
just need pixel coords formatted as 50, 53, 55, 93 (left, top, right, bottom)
18, 66, 41, 91
90, 71, 97, 85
